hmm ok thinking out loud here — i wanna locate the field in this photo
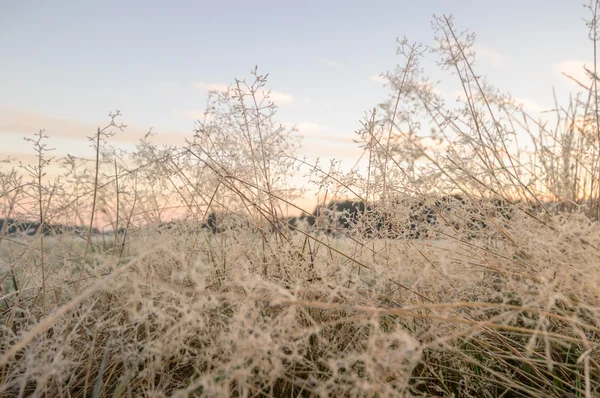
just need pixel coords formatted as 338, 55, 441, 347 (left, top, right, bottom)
2, 9, 600, 398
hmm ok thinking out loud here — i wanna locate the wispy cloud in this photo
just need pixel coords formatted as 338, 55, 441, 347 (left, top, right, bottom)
370, 75, 388, 84
321, 58, 345, 68
193, 81, 230, 92
0, 108, 91, 139
515, 98, 545, 114
294, 121, 328, 135
0, 107, 188, 146
268, 90, 294, 105
0, 152, 72, 165
172, 108, 212, 121
372, 75, 441, 96
297, 134, 363, 160
451, 92, 546, 114
553, 59, 594, 86
0, 151, 78, 179
473, 45, 505, 66
193, 81, 295, 105
416, 81, 441, 95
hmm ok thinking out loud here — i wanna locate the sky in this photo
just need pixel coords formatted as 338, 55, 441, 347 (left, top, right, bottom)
0, 0, 596, 210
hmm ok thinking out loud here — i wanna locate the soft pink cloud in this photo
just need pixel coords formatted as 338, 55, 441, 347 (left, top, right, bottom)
267, 90, 294, 105
0, 108, 92, 139
193, 81, 230, 92
193, 81, 295, 105
172, 108, 213, 121
370, 75, 388, 84
515, 98, 545, 114
473, 45, 506, 67
0, 107, 189, 146
294, 121, 328, 135
321, 58, 345, 68
554, 59, 595, 86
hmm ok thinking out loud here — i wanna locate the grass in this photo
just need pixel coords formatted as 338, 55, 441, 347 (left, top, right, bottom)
2, 6, 600, 397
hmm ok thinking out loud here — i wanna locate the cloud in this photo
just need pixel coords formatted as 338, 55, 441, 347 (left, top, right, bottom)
370, 75, 388, 84
321, 58, 345, 68
172, 108, 212, 121
296, 134, 363, 163
294, 121, 328, 135
415, 81, 441, 95
473, 45, 505, 66
0, 107, 189, 146
515, 98, 545, 114
193, 81, 295, 105
553, 59, 595, 86
267, 90, 294, 105
0, 152, 66, 165
0, 108, 92, 139
0, 152, 73, 180
193, 81, 230, 92
372, 75, 441, 97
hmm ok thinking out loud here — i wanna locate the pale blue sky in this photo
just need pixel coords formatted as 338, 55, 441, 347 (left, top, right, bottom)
0, 0, 593, 170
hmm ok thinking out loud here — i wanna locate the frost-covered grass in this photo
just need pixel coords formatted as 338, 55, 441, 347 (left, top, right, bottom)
1, 214, 599, 397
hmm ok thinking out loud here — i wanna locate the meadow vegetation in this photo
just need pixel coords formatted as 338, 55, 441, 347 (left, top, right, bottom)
2, 7, 600, 397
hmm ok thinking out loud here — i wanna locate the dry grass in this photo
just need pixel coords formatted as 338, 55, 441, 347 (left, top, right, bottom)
2, 6, 600, 398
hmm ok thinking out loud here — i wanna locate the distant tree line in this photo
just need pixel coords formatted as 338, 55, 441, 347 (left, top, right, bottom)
143, 195, 581, 240
285, 195, 518, 240
156, 211, 255, 235
155, 195, 521, 240
0, 218, 101, 237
